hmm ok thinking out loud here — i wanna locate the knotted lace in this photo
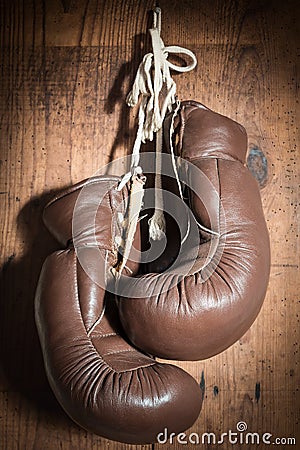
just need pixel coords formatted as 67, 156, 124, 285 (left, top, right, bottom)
114, 7, 197, 275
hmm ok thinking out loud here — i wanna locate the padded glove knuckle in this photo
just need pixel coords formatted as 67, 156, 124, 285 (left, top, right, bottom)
117, 101, 270, 360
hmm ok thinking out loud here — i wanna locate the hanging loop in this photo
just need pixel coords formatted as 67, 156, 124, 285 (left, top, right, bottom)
114, 7, 197, 275
164, 45, 197, 72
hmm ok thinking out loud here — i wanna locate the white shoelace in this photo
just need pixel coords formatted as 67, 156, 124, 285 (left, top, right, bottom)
114, 7, 197, 275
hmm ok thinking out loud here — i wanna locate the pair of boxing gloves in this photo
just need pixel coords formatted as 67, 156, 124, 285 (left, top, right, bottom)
35, 101, 270, 444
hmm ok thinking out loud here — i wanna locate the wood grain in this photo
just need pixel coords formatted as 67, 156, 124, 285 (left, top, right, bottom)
0, 0, 299, 449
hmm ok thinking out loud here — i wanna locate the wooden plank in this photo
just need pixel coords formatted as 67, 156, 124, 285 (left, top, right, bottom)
154, 0, 300, 448
0, 0, 299, 449
0, 392, 151, 450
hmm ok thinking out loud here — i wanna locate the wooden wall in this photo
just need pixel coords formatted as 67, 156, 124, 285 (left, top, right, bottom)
0, 0, 299, 448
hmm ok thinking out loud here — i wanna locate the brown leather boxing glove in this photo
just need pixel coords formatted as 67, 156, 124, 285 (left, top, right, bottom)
116, 101, 271, 361
35, 176, 202, 444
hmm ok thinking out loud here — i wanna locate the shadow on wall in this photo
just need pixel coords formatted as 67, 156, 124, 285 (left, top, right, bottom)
103, 10, 153, 165
104, 32, 148, 166
0, 190, 68, 415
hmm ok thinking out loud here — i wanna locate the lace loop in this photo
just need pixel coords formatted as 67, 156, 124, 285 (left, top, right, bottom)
114, 7, 197, 275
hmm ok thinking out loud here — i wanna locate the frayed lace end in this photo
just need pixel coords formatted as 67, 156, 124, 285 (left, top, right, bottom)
148, 211, 166, 240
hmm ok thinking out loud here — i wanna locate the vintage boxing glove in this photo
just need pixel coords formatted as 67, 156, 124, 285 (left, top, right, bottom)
35, 176, 202, 444
117, 100, 271, 361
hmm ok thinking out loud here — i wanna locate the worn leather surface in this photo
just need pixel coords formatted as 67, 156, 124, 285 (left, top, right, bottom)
117, 100, 271, 360
35, 176, 202, 444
